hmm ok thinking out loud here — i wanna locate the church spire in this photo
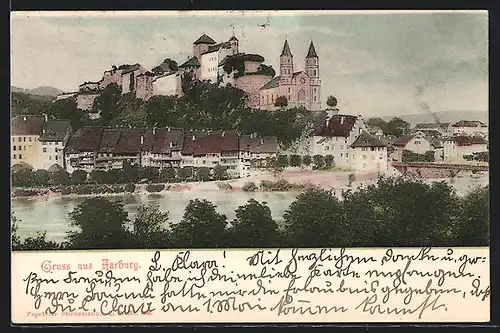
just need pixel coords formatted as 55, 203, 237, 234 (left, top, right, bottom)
306, 41, 318, 58
281, 40, 293, 57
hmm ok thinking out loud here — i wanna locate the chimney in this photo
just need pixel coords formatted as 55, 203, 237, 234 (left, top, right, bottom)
169, 141, 173, 148
167, 127, 171, 132
43, 113, 48, 122
340, 116, 345, 125
260, 138, 264, 145
192, 135, 196, 141
153, 127, 156, 135
23, 116, 27, 121
140, 135, 144, 145
222, 131, 225, 137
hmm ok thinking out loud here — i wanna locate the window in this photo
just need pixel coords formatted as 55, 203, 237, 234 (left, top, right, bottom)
341, 145, 344, 149
18, 137, 21, 142
19, 154, 22, 160
13, 146, 16, 151
23, 137, 26, 142
24, 146, 26, 150
346, 153, 349, 158
43, 148, 47, 153
363, 163, 366, 168
13, 155, 16, 159
49, 142, 52, 145
55, 155, 58, 161
371, 147, 375, 151
49, 156, 52, 160
288, 87, 291, 93
18, 146, 21, 151
29, 137, 33, 141
363, 155, 367, 160
55, 148, 59, 153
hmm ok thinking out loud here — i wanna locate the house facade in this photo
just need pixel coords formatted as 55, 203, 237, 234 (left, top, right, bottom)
414, 122, 452, 136
64, 127, 104, 173
39, 120, 72, 170
452, 120, 488, 137
391, 130, 444, 162
443, 135, 488, 163
350, 131, 388, 172
141, 128, 184, 169
11, 115, 45, 169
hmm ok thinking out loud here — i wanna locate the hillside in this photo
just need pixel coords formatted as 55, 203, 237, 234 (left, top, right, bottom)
381, 110, 489, 126
11, 86, 64, 97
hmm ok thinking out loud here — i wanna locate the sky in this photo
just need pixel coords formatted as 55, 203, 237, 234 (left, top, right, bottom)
11, 10, 488, 117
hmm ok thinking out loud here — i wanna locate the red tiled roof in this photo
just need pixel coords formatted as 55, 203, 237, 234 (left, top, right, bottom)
351, 131, 387, 148
142, 128, 184, 154
11, 115, 45, 136
114, 129, 143, 153
65, 127, 104, 153
182, 132, 239, 156
392, 134, 415, 147
314, 115, 358, 137
99, 129, 122, 153
239, 135, 278, 153
450, 135, 488, 146
452, 120, 487, 128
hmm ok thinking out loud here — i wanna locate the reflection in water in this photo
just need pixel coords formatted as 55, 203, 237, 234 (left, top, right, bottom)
11, 173, 488, 243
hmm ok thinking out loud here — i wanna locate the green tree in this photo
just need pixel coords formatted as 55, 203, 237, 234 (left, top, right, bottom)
51, 170, 71, 185
213, 165, 228, 180
277, 154, 289, 169
11, 215, 21, 250
178, 167, 194, 181
92, 83, 122, 124
131, 205, 170, 248
325, 154, 335, 168
170, 199, 228, 248
32, 169, 51, 187
242, 181, 258, 192
122, 161, 139, 183
139, 166, 160, 182
366, 117, 388, 133
48, 98, 89, 130
385, 117, 410, 138
455, 185, 489, 246
283, 188, 344, 247
12, 169, 34, 187
89, 170, 108, 184
65, 198, 131, 249
313, 154, 325, 168
145, 95, 179, 127
326, 95, 338, 108
289, 154, 302, 167
159, 167, 176, 182
196, 167, 211, 181
302, 155, 312, 167
274, 95, 288, 109
71, 170, 88, 185
230, 199, 280, 247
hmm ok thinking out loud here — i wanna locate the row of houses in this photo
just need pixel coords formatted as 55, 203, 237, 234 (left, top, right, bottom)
10, 115, 278, 178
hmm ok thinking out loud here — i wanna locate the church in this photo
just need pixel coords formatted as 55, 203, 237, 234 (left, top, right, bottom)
259, 40, 322, 111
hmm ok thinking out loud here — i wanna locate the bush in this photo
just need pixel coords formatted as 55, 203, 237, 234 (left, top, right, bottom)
242, 181, 258, 192
146, 184, 165, 193
75, 185, 93, 195
124, 183, 136, 193
12, 188, 38, 197
260, 179, 305, 192
60, 187, 72, 195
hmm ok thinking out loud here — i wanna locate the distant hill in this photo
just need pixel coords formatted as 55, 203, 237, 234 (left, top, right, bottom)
11, 86, 65, 97
381, 110, 489, 126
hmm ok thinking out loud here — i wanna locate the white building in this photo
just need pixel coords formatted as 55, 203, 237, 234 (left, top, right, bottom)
239, 135, 278, 169
443, 135, 488, 163
452, 120, 488, 137
414, 122, 453, 136
391, 130, 444, 162
39, 120, 71, 170
192, 34, 239, 83
153, 73, 183, 97
350, 131, 388, 172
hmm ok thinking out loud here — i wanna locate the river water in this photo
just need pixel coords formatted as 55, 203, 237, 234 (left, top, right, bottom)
11, 174, 488, 243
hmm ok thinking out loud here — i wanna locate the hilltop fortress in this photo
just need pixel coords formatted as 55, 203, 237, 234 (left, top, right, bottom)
58, 33, 322, 114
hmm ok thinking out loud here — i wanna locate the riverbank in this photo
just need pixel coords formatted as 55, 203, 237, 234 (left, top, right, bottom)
12, 165, 490, 199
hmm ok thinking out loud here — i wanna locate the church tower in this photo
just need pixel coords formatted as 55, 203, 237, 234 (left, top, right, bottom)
280, 40, 294, 84
305, 40, 321, 110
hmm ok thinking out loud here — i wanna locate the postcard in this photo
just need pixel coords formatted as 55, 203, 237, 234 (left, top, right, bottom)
10, 10, 489, 324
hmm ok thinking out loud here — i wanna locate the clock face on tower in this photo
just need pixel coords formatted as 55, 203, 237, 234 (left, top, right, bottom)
300, 78, 306, 84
